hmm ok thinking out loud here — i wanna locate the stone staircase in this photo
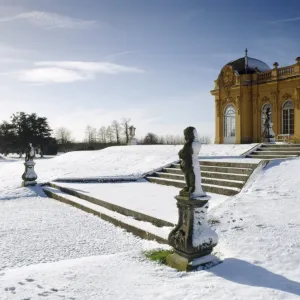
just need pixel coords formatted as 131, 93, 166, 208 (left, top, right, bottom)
146, 160, 259, 196
246, 143, 300, 159
42, 182, 172, 245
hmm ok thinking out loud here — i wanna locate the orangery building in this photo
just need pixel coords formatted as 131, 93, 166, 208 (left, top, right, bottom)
210, 49, 300, 143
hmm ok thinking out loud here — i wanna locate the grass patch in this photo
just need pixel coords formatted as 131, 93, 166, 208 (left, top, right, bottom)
144, 249, 174, 265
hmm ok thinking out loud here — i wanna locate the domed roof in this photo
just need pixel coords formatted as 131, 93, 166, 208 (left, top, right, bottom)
226, 56, 271, 74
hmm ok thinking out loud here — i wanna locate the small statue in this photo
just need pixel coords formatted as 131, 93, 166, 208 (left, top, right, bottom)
25, 143, 35, 162
167, 128, 218, 271
178, 127, 207, 198
263, 107, 275, 142
22, 143, 37, 187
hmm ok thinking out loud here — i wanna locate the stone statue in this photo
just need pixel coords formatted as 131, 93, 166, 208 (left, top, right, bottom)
166, 127, 219, 271
25, 143, 35, 162
22, 143, 37, 187
263, 107, 275, 143
128, 125, 137, 145
178, 126, 207, 199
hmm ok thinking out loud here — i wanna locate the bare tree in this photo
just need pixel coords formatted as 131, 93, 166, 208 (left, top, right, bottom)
106, 126, 114, 143
98, 126, 107, 143
161, 134, 184, 145
111, 120, 121, 144
143, 132, 159, 144
85, 125, 97, 144
199, 135, 212, 144
121, 118, 131, 144
55, 127, 73, 144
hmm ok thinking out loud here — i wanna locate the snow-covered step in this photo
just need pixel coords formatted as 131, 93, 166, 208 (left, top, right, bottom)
163, 168, 249, 181
42, 186, 171, 244
44, 182, 172, 228
146, 177, 240, 196
259, 147, 300, 151
155, 172, 244, 188
261, 144, 300, 148
199, 160, 258, 169
254, 150, 300, 155
247, 154, 297, 159
196, 165, 253, 175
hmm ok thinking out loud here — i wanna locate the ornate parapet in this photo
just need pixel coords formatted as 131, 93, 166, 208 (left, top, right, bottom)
294, 88, 300, 109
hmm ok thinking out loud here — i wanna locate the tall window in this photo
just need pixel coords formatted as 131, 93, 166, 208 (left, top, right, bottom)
224, 105, 236, 143
261, 103, 272, 134
282, 100, 294, 135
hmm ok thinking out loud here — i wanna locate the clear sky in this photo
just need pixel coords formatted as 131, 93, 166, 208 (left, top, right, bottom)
1, 0, 300, 141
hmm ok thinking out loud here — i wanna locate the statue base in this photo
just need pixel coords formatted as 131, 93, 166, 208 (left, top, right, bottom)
166, 253, 221, 271
21, 160, 37, 187
167, 192, 218, 272
128, 138, 137, 145
262, 137, 275, 144
22, 180, 37, 187
177, 190, 211, 201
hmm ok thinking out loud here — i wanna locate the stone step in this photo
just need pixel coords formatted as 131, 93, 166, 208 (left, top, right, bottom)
173, 163, 253, 174
171, 162, 253, 175
155, 172, 244, 188
42, 185, 170, 244
198, 165, 253, 175
258, 147, 300, 151
247, 154, 297, 159
146, 177, 239, 196
163, 168, 249, 181
254, 150, 300, 155
199, 160, 258, 169
45, 182, 173, 228
261, 144, 300, 148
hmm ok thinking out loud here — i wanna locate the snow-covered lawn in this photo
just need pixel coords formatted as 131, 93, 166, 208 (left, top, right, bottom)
54, 181, 229, 224
1, 145, 300, 299
0, 144, 256, 195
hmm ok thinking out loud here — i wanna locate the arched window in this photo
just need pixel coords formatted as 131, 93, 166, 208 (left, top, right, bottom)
224, 105, 236, 143
261, 104, 272, 134
282, 100, 294, 135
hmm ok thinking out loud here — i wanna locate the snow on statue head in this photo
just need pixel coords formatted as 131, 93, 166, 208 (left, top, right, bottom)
179, 126, 207, 199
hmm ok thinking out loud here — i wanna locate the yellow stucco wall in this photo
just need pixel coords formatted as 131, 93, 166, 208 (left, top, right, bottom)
211, 61, 300, 144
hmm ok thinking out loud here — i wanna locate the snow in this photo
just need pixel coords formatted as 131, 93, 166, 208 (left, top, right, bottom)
1, 145, 300, 299
52, 181, 229, 225
0, 144, 256, 196
193, 206, 218, 248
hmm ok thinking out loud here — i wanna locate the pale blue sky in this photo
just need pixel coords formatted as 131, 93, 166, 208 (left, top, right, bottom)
0, 0, 300, 141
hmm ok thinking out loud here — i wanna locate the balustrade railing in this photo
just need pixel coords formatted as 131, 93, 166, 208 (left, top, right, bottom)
258, 71, 272, 81
278, 66, 294, 76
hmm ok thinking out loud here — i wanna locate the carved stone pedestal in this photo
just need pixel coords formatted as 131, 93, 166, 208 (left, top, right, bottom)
262, 137, 275, 144
22, 160, 37, 187
128, 138, 137, 145
166, 191, 219, 271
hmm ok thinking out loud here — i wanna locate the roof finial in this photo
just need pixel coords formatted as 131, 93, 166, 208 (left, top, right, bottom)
245, 48, 248, 74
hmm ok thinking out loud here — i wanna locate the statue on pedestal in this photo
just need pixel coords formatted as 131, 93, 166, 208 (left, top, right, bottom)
128, 125, 137, 145
22, 143, 37, 187
166, 127, 219, 271
178, 126, 208, 199
262, 107, 275, 143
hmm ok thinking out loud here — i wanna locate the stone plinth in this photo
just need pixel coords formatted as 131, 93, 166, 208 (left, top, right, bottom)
128, 138, 137, 145
22, 160, 37, 187
166, 191, 219, 271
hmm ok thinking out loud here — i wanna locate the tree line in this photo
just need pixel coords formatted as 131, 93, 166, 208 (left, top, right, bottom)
0, 112, 57, 156
55, 117, 211, 151
0, 112, 211, 155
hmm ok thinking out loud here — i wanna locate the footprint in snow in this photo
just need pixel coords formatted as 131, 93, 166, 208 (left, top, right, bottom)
4, 286, 16, 294
25, 278, 35, 282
